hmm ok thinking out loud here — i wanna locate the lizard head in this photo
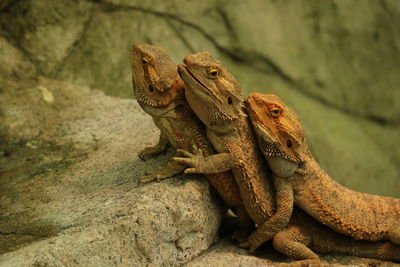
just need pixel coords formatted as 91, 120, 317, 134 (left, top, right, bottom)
130, 44, 184, 108
245, 93, 308, 176
178, 52, 245, 132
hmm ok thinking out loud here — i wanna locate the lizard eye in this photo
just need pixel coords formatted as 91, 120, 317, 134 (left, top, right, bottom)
270, 106, 281, 117
142, 58, 149, 65
208, 68, 219, 78
227, 96, 233, 104
148, 85, 154, 92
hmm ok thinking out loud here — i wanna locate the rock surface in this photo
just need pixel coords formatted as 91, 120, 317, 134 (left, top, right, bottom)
1, 0, 399, 196
1, 0, 400, 266
0, 78, 222, 266
185, 239, 398, 267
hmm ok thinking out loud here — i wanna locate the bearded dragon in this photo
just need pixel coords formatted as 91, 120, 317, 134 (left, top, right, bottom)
130, 44, 252, 231
172, 52, 400, 263
274, 207, 400, 264
173, 52, 290, 252
245, 92, 400, 245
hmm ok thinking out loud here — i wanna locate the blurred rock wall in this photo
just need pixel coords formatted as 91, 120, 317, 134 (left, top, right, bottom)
1, 0, 399, 196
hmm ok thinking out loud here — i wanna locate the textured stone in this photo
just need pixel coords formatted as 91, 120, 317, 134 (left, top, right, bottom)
0, 0, 93, 76
1, 0, 400, 265
185, 239, 400, 267
224, 0, 400, 124
1, 0, 398, 197
0, 36, 36, 84
0, 78, 222, 266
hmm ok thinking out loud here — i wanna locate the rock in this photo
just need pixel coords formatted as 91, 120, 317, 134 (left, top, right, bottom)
0, 78, 222, 266
0, 0, 93, 77
0, 0, 399, 197
223, 0, 400, 124
0, 36, 36, 84
185, 239, 400, 267
1, 1, 400, 265
185, 240, 275, 267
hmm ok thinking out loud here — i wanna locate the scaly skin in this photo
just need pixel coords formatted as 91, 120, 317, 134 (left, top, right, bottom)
173, 52, 279, 252
245, 92, 400, 245
275, 207, 400, 263
132, 48, 400, 263
172, 53, 400, 262
130, 44, 251, 230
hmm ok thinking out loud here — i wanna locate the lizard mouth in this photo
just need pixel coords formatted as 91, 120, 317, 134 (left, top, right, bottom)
178, 64, 221, 103
179, 65, 208, 90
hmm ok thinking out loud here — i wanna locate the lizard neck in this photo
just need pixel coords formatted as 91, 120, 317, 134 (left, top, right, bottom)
139, 97, 182, 118
207, 115, 276, 224
138, 82, 186, 118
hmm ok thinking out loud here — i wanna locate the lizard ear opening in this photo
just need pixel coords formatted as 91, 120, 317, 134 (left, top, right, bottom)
227, 96, 233, 105
286, 139, 292, 148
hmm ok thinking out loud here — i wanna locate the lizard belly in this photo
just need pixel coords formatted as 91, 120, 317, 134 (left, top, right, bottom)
206, 127, 276, 225
232, 165, 274, 225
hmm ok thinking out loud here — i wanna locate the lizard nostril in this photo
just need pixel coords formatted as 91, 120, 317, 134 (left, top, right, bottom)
148, 85, 154, 92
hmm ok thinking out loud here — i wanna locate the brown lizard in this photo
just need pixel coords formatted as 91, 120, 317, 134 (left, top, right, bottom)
274, 207, 400, 264
245, 92, 400, 245
130, 44, 252, 231
173, 51, 287, 252
172, 52, 400, 263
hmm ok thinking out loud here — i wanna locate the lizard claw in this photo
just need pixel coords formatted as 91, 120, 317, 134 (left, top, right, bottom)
184, 168, 197, 174
191, 145, 204, 157
137, 175, 154, 186
138, 146, 166, 161
171, 156, 195, 166
176, 149, 195, 158
238, 233, 264, 253
238, 241, 258, 253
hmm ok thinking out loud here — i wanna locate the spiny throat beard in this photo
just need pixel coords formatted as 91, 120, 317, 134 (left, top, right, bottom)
258, 135, 298, 163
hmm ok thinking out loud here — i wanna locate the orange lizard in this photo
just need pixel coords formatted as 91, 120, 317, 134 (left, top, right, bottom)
245, 92, 400, 247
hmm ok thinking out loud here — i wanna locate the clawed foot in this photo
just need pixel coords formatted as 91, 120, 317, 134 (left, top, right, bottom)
138, 146, 166, 161
137, 174, 162, 186
238, 232, 265, 253
171, 146, 205, 174
137, 162, 186, 186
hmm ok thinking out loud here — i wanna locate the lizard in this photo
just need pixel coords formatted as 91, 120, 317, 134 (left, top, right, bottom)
172, 51, 291, 252
244, 92, 400, 246
130, 44, 252, 233
273, 207, 400, 264
172, 52, 400, 263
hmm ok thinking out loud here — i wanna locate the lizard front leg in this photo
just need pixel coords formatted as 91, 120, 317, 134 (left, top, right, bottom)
171, 146, 234, 174
138, 132, 170, 161
239, 175, 294, 252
